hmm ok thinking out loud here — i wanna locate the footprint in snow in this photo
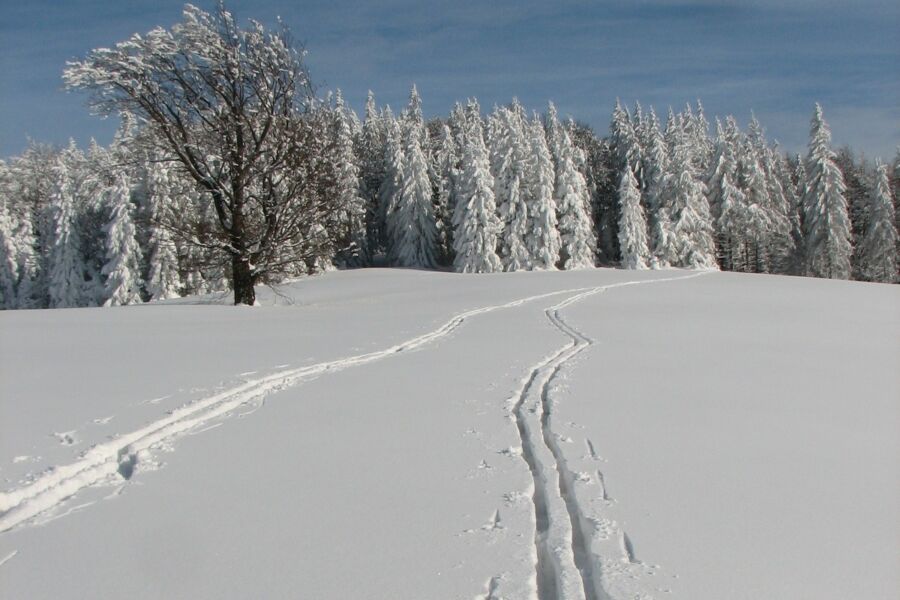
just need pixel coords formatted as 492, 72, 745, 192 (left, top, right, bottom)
52, 431, 78, 446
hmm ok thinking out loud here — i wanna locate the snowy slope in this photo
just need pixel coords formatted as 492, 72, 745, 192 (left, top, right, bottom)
0, 268, 897, 599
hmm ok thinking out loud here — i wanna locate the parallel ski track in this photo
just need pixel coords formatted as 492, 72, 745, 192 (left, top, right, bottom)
0, 279, 675, 534
509, 272, 707, 600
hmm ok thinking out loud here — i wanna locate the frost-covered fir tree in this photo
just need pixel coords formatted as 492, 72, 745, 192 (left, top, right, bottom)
453, 104, 502, 273
429, 124, 458, 264
360, 91, 387, 256
664, 129, 718, 269
46, 156, 89, 308
554, 126, 597, 269
716, 169, 749, 271
801, 104, 852, 279
617, 166, 650, 269
401, 84, 426, 147
610, 99, 643, 186
378, 108, 405, 253
707, 117, 739, 267
641, 108, 671, 263
0, 203, 18, 308
332, 90, 368, 265
389, 118, 439, 268
739, 149, 773, 272
101, 173, 143, 306
525, 114, 561, 269
691, 100, 714, 173
490, 105, 531, 271
8, 195, 37, 308
145, 159, 181, 300
857, 161, 898, 282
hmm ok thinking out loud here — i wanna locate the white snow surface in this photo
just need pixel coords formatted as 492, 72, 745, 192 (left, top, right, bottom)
0, 268, 897, 599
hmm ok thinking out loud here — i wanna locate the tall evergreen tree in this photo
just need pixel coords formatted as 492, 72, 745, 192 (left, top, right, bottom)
707, 117, 739, 268
857, 161, 897, 282
390, 119, 439, 268
430, 123, 458, 264
665, 130, 718, 269
491, 105, 530, 271
360, 91, 387, 257
0, 202, 18, 308
801, 104, 852, 279
453, 103, 502, 273
145, 159, 182, 300
332, 90, 368, 265
378, 108, 404, 254
524, 114, 561, 270
46, 157, 85, 308
554, 127, 596, 269
610, 99, 643, 187
642, 108, 671, 264
102, 172, 143, 306
617, 166, 650, 269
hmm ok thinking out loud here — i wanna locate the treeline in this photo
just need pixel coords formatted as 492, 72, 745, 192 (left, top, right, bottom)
0, 8, 897, 310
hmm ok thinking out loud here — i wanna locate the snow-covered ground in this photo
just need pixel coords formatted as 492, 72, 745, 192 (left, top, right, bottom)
0, 268, 897, 599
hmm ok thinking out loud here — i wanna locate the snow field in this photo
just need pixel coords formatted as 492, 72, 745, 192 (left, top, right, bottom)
0, 268, 896, 599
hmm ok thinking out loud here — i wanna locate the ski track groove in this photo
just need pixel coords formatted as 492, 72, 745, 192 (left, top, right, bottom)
509, 272, 707, 600
0, 282, 644, 534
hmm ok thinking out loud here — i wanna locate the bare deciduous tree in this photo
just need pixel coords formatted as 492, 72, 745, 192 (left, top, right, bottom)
64, 3, 322, 304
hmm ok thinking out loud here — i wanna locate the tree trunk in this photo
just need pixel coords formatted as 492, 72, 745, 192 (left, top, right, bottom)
232, 255, 256, 306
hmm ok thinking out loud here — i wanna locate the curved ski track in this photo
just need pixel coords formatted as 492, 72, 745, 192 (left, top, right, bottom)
1, 270, 707, 600
509, 271, 707, 600
0, 281, 639, 533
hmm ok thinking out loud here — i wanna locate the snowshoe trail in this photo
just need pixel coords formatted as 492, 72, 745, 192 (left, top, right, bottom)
0, 284, 618, 533
507, 272, 707, 600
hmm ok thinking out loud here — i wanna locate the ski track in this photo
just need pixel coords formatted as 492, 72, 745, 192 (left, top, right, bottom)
0, 281, 653, 534
508, 272, 707, 600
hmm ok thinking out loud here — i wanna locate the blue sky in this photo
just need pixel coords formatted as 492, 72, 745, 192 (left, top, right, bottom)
1, 0, 898, 160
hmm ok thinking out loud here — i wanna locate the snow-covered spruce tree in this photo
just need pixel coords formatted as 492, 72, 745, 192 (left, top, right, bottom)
448, 102, 468, 159
894, 149, 900, 261
430, 123, 458, 264
332, 90, 368, 266
544, 102, 565, 162
0, 202, 18, 308
45, 157, 86, 308
101, 172, 143, 306
490, 105, 530, 271
389, 117, 439, 268
525, 114, 561, 269
617, 166, 650, 269
649, 113, 684, 269
553, 127, 596, 269
743, 115, 793, 272
691, 100, 714, 174
801, 104, 852, 279
453, 104, 502, 273
762, 146, 796, 273
401, 84, 426, 147
12, 214, 37, 308
145, 159, 182, 300
738, 148, 773, 272
610, 99, 643, 187
792, 154, 809, 271
716, 168, 749, 272
664, 129, 718, 270
359, 91, 387, 257
707, 117, 739, 268
771, 147, 804, 274
378, 108, 405, 254
857, 161, 898, 282
641, 108, 671, 264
